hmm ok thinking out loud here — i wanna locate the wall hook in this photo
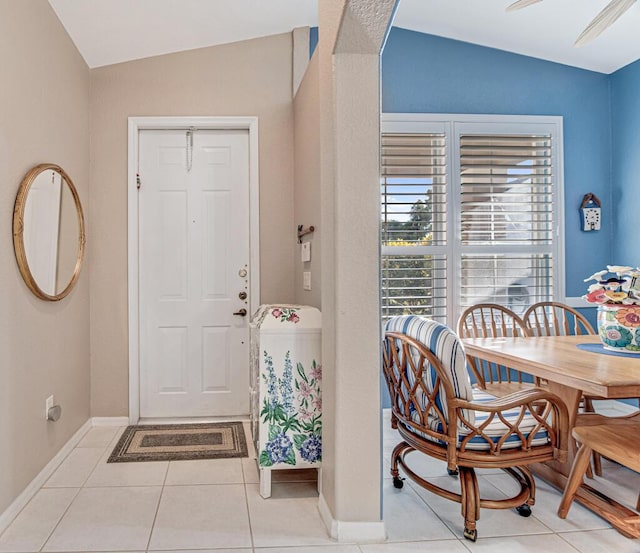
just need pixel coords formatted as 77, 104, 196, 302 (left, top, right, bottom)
297, 224, 315, 243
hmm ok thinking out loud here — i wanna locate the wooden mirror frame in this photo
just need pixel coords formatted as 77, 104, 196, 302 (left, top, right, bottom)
13, 163, 86, 301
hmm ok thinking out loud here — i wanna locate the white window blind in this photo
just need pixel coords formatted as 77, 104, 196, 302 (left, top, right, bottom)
381, 131, 448, 320
459, 134, 553, 246
381, 133, 447, 246
381, 115, 564, 325
458, 132, 555, 315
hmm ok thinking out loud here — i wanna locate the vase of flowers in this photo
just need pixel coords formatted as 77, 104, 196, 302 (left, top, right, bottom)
584, 265, 640, 354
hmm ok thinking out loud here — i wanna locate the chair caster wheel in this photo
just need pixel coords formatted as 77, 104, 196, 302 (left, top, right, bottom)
516, 504, 532, 517
463, 527, 477, 541
447, 468, 458, 476
392, 476, 404, 489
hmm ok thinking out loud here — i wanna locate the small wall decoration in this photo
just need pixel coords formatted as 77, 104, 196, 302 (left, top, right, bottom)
580, 193, 601, 232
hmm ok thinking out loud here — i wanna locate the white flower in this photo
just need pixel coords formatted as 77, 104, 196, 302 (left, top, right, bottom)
607, 265, 633, 275
584, 270, 607, 283
587, 283, 604, 292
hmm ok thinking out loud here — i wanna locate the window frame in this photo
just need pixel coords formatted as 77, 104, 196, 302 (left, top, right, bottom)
381, 113, 565, 325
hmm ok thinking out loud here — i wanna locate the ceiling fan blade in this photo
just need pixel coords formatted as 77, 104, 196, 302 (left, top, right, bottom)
506, 0, 543, 12
575, 0, 637, 46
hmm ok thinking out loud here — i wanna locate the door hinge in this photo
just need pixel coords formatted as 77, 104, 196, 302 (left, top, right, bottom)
136, 173, 142, 190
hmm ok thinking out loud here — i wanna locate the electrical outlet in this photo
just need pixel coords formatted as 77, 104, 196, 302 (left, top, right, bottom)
45, 395, 54, 420
303, 271, 311, 291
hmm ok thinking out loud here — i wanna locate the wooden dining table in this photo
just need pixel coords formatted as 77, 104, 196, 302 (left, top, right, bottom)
461, 334, 640, 537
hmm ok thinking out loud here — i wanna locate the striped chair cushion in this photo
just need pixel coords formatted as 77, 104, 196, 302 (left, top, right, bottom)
406, 388, 550, 451
384, 315, 475, 427
463, 388, 550, 449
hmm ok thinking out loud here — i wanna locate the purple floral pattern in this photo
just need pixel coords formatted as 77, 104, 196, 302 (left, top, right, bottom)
299, 434, 322, 463
259, 352, 322, 467
264, 431, 294, 465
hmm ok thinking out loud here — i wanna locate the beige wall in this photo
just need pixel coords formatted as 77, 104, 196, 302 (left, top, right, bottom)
0, 0, 90, 514
89, 34, 296, 416
293, 54, 321, 307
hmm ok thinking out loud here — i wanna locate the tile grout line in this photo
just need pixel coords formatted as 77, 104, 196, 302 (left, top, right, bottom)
35, 486, 82, 553
241, 456, 257, 553
398, 478, 460, 539
0, 430, 99, 544
401, 471, 562, 541
36, 427, 122, 553
555, 530, 589, 553
242, 418, 258, 553
473, 471, 561, 536
144, 457, 171, 552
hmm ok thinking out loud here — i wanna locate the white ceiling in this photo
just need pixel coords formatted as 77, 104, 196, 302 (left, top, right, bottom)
48, 0, 640, 74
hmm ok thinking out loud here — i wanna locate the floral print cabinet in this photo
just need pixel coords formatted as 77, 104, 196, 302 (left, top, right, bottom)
249, 305, 322, 498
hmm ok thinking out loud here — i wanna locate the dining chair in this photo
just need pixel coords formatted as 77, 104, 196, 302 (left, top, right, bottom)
523, 301, 595, 338
457, 303, 535, 397
383, 315, 569, 542
558, 412, 640, 535
522, 302, 595, 401
524, 301, 639, 476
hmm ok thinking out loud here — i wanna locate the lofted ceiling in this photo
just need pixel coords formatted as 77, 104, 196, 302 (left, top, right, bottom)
48, 0, 640, 74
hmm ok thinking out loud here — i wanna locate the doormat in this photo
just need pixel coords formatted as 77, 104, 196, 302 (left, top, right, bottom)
107, 422, 248, 463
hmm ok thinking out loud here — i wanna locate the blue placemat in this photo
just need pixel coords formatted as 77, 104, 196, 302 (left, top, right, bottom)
576, 342, 640, 358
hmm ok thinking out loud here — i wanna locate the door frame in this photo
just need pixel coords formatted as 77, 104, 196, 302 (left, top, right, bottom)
127, 116, 260, 424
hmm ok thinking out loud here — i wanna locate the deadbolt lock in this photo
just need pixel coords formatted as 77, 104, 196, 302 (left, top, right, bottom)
238, 291, 247, 300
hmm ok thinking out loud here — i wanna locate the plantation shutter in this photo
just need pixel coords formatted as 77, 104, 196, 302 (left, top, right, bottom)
458, 133, 555, 312
380, 132, 448, 321
380, 115, 562, 325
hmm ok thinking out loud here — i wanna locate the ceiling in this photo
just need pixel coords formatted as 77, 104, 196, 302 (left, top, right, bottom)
48, 0, 640, 74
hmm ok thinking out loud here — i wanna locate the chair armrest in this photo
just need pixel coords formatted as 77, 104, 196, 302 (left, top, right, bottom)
451, 388, 569, 460
454, 388, 568, 415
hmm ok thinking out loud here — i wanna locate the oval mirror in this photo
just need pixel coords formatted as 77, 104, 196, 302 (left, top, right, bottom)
13, 164, 86, 301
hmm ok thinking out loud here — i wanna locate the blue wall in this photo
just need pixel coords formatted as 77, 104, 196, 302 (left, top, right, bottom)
309, 27, 318, 59
611, 59, 640, 266
382, 28, 613, 297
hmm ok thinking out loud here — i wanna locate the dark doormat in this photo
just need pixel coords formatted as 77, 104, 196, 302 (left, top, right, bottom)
107, 421, 248, 463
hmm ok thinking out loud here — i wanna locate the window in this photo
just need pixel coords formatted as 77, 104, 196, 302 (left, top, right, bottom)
381, 114, 564, 325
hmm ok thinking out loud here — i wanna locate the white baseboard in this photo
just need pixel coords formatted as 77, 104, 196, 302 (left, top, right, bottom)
135, 415, 250, 425
0, 419, 92, 535
318, 493, 387, 543
592, 399, 637, 414
91, 416, 129, 427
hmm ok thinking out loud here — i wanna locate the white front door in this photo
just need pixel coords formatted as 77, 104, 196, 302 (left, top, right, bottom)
138, 129, 250, 418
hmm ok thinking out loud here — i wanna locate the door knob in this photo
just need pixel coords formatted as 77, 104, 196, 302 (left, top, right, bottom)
233, 308, 247, 316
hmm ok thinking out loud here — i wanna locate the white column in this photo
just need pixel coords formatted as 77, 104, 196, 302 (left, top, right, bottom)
317, 0, 398, 542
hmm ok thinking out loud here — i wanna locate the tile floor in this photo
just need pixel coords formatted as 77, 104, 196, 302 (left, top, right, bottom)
1, 404, 639, 553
